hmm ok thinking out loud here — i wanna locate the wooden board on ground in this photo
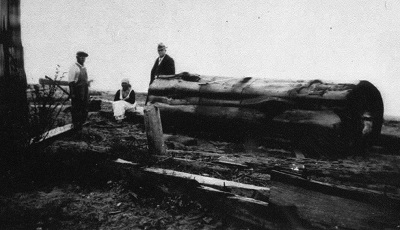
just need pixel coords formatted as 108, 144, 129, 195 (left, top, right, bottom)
198, 186, 276, 229
113, 159, 276, 229
30, 123, 73, 144
144, 167, 270, 201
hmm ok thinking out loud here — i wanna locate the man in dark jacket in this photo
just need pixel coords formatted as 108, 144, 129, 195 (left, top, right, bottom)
150, 43, 175, 85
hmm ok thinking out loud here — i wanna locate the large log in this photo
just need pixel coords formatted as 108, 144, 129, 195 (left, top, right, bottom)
148, 73, 384, 156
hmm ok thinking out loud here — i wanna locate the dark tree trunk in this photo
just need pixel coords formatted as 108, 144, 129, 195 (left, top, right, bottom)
0, 0, 29, 160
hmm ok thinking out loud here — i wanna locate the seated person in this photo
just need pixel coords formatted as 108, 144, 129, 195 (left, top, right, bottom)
112, 78, 137, 122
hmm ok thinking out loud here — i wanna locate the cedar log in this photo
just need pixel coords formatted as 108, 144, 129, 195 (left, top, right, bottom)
148, 73, 384, 156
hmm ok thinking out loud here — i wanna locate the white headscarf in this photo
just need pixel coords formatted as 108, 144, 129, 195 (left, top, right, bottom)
121, 78, 130, 84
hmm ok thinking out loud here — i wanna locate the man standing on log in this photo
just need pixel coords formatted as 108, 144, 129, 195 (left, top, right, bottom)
150, 43, 175, 85
68, 51, 89, 131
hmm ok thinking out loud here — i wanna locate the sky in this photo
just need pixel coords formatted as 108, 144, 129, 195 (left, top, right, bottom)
21, 0, 400, 117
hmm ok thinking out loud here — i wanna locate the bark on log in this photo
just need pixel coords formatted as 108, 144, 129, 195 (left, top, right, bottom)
148, 73, 384, 156
0, 0, 29, 159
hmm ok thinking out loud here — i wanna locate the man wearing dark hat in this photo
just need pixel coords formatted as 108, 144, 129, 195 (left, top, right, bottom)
68, 51, 89, 130
150, 43, 175, 85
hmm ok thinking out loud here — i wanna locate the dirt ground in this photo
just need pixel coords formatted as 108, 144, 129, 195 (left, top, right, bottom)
1, 91, 400, 229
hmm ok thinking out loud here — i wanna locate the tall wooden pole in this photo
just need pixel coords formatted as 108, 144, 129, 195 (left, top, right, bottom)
0, 0, 29, 160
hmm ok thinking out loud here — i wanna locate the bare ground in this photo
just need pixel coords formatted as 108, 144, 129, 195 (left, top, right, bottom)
1, 92, 400, 229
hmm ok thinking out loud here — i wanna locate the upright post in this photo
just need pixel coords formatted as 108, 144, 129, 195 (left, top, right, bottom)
144, 105, 166, 155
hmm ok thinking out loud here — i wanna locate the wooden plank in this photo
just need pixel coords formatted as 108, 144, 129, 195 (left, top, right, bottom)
157, 156, 232, 175
167, 149, 226, 157
144, 105, 166, 155
114, 158, 138, 165
30, 120, 91, 144
213, 160, 249, 168
39, 78, 69, 86
144, 167, 270, 201
30, 123, 73, 144
198, 185, 276, 230
143, 167, 268, 191
113, 159, 276, 229
199, 185, 269, 205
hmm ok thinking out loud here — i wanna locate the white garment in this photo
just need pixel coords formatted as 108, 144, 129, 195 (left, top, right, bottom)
158, 55, 165, 65
68, 62, 87, 83
113, 101, 137, 120
120, 88, 133, 100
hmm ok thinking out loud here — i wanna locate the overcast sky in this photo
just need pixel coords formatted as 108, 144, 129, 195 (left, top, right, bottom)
21, 0, 400, 117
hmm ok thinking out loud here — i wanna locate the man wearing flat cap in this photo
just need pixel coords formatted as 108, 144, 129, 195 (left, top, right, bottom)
68, 51, 89, 130
150, 43, 175, 85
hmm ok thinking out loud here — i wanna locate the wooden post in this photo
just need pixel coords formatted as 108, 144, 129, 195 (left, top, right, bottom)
144, 105, 166, 155
0, 0, 29, 160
